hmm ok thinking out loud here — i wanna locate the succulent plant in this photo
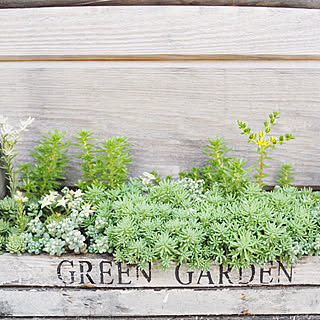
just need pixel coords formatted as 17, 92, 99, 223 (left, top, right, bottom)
0, 197, 18, 222
6, 233, 26, 255
0, 218, 11, 235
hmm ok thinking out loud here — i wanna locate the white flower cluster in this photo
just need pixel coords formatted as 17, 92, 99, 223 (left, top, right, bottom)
22, 188, 96, 255
14, 191, 28, 204
177, 177, 207, 202
39, 191, 59, 208
38, 188, 95, 223
76, 203, 94, 222
0, 116, 34, 149
142, 172, 157, 191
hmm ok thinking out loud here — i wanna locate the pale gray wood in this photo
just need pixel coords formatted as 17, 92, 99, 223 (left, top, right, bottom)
1, 286, 320, 316
2, 317, 320, 320
0, 61, 319, 186
1, 0, 320, 8
0, 169, 7, 199
0, 6, 320, 60
1, 253, 312, 288
0, 252, 319, 318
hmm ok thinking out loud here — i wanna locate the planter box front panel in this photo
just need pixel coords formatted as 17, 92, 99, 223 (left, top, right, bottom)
1, 254, 320, 317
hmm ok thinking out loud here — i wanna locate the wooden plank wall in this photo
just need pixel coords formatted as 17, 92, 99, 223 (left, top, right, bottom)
0, 4, 320, 195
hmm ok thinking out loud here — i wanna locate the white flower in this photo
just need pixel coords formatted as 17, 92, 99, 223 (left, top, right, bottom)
142, 178, 150, 186
57, 197, 68, 207
2, 148, 14, 157
39, 191, 58, 208
14, 191, 28, 203
74, 189, 83, 199
143, 172, 156, 180
19, 117, 34, 132
39, 197, 52, 208
1, 123, 14, 137
48, 191, 58, 201
66, 193, 72, 200
80, 203, 93, 217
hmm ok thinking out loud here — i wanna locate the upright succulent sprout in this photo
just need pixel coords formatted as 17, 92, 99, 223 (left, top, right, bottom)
238, 111, 294, 186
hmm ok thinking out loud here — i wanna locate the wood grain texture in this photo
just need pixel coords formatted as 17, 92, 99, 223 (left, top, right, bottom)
2, 317, 320, 320
0, 253, 304, 288
0, 61, 319, 185
0, 6, 320, 60
1, 0, 320, 9
0, 255, 319, 318
2, 286, 320, 316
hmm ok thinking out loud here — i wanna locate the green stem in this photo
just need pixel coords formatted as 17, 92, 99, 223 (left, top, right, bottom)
258, 149, 265, 187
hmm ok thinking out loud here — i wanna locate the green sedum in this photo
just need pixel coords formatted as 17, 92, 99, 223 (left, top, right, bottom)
1, 113, 320, 271
6, 233, 26, 255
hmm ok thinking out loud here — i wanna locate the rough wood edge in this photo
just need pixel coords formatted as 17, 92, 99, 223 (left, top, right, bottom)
2, 317, 320, 320
1, 317, 320, 320
1, 0, 320, 9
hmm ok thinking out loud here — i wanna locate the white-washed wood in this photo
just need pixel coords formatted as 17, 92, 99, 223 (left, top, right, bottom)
0, 318, 317, 320
1, 286, 320, 316
0, 6, 320, 60
1, 318, 316, 320
0, 61, 319, 185
0, 253, 309, 287
1, 0, 320, 9
1, 254, 320, 317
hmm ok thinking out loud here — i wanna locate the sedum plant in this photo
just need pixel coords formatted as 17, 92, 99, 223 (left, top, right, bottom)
0, 196, 19, 224
74, 129, 132, 190
2, 112, 320, 273
21, 187, 95, 255
238, 111, 294, 186
19, 130, 70, 198
181, 137, 251, 193
6, 233, 26, 255
86, 178, 320, 270
277, 163, 295, 186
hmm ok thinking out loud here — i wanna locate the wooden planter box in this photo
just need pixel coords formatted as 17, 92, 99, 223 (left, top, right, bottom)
1, 254, 320, 318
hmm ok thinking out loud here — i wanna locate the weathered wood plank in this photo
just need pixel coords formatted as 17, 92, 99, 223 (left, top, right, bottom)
1, 254, 319, 317
1, 0, 320, 9
0, 253, 306, 288
1, 286, 320, 316
0, 6, 320, 60
0, 61, 319, 185
2, 317, 320, 320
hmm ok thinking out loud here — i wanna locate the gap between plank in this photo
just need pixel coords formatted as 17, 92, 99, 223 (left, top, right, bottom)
1, 54, 320, 62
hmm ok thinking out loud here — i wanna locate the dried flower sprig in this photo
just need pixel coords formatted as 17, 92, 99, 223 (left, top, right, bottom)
0, 116, 34, 195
